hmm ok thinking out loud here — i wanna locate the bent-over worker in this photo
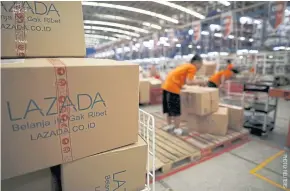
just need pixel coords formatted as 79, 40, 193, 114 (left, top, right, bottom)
207, 68, 239, 88
162, 54, 205, 134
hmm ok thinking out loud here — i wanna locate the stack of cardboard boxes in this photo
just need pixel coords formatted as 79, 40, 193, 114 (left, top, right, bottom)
1, 2, 147, 191
181, 86, 243, 136
139, 78, 162, 105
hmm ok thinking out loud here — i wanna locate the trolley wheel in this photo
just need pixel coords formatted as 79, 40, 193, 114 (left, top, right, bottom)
270, 127, 274, 131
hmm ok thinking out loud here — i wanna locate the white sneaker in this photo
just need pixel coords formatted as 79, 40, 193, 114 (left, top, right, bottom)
173, 128, 189, 136
163, 124, 175, 132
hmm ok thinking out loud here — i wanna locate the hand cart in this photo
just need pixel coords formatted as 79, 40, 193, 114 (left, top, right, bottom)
243, 82, 278, 136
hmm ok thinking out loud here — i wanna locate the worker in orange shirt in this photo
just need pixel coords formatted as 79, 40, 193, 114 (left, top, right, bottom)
207, 68, 239, 88
162, 54, 205, 133
227, 59, 234, 70
150, 65, 161, 80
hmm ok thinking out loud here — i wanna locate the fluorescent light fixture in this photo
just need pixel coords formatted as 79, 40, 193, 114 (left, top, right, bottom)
113, 34, 132, 40
220, 52, 229, 56
173, 38, 179, 42
188, 29, 194, 35
151, 0, 205, 19
218, 0, 231, 6
201, 31, 209, 35
249, 38, 254, 42
84, 20, 149, 33
133, 38, 137, 41
84, 25, 140, 37
228, 35, 234, 39
85, 34, 118, 41
200, 54, 208, 58
135, 43, 140, 48
176, 44, 181, 47
249, 50, 258, 54
164, 43, 170, 47
160, 37, 168, 42
210, 24, 221, 31
188, 45, 193, 48
214, 33, 222, 38
269, 55, 273, 58
286, 47, 290, 50
82, 2, 179, 24
237, 49, 248, 55
208, 52, 218, 56
239, 37, 246, 41
273, 46, 286, 51
142, 22, 162, 30
239, 56, 243, 59
197, 45, 201, 49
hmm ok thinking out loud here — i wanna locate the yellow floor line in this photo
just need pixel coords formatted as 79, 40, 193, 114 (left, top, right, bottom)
250, 150, 285, 174
251, 172, 290, 191
250, 150, 289, 190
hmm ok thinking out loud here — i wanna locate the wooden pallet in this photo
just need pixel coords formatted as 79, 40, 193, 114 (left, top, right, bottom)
151, 111, 250, 157
149, 129, 201, 173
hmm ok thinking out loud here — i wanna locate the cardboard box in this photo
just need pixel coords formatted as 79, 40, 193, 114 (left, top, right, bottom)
1, 58, 139, 180
1, 1, 85, 58
148, 77, 162, 88
62, 136, 147, 191
139, 79, 151, 104
181, 86, 219, 116
219, 103, 244, 130
2, 169, 53, 191
187, 107, 229, 136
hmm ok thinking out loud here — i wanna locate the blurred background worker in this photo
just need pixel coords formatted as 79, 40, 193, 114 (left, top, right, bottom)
162, 54, 205, 134
207, 68, 239, 88
150, 65, 161, 80
227, 59, 234, 70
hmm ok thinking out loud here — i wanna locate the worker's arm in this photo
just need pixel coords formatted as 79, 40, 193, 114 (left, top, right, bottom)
186, 68, 206, 86
219, 74, 226, 88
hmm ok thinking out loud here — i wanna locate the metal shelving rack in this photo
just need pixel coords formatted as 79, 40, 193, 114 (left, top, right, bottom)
139, 109, 156, 191
243, 83, 277, 136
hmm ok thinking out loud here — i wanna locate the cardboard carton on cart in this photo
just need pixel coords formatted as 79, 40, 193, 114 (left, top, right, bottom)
186, 107, 229, 136
148, 78, 163, 105
61, 136, 147, 191
1, 58, 139, 180
1, 1, 85, 58
181, 86, 219, 117
1, 169, 53, 191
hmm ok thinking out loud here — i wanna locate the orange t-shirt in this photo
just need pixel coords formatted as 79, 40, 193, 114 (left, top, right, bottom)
250, 67, 255, 73
227, 63, 234, 70
209, 70, 233, 86
162, 63, 197, 94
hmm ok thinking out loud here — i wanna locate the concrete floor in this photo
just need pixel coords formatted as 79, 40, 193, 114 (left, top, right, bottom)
141, 98, 290, 191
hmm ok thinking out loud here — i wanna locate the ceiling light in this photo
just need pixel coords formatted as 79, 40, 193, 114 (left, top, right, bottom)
164, 43, 170, 47
173, 38, 179, 42
142, 22, 162, 30
201, 31, 209, 35
286, 47, 290, 50
214, 33, 222, 38
239, 37, 246, 41
220, 52, 229, 56
151, 0, 205, 19
228, 35, 235, 39
176, 44, 181, 47
188, 45, 193, 48
197, 45, 201, 49
133, 38, 137, 42
218, 1, 231, 6
200, 54, 208, 58
113, 34, 132, 40
85, 34, 118, 41
269, 55, 273, 58
210, 24, 221, 31
249, 38, 254, 42
84, 20, 149, 33
249, 50, 258, 54
188, 29, 194, 35
84, 25, 140, 37
82, 2, 179, 24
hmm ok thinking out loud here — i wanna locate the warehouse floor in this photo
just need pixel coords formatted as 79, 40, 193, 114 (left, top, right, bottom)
141, 98, 290, 191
